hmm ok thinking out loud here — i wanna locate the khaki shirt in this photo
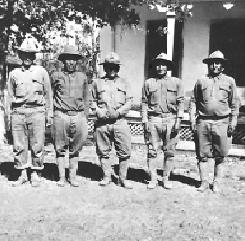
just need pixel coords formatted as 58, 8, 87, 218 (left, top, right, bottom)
8, 65, 52, 115
189, 73, 239, 122
142, 76, 185, 123
51, 71, 89, 114
92, 76, 133, 117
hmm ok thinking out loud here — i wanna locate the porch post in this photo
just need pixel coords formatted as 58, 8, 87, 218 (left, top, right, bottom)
167, 11, 176, 76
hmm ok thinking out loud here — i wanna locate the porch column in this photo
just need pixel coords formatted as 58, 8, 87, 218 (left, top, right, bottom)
167, 11, 176, 76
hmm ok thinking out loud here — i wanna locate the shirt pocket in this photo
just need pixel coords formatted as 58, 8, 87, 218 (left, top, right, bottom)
201, 86, 209, 102
167, 86, 177, 105
115, 85, 126, 105
15, 78, 26, 97
219, 84, 229, 103
97, 85, 108, 104
149, 86, 159, 105
32, 77, 44, 96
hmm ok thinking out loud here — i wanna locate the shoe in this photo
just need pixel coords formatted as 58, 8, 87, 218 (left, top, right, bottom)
147, 181, 158, 189
31, 172, 41, 187
12, 170, 28, 187
57, 178, 66, 187
119, 179, 133, 189
212, 180, 221, 193
99, 177, 111, 186
70, 180, 79, 187
163, 176, 172, 189
197, 181, 209, 192
12, 176, 28, 187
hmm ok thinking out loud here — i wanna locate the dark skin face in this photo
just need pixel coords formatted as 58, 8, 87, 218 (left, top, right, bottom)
18, 51, 36, 69
208, 60, 224, 77
103, 64, 120, 79
63, 56, 78, 73
155, 63, 168, 78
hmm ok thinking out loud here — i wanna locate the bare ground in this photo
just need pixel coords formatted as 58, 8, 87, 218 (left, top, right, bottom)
0, 156, 244, 241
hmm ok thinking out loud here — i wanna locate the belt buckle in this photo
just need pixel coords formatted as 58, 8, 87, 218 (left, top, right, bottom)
67, 111, 77, 116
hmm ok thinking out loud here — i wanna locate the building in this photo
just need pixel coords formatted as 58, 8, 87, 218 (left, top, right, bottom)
99, 0, 245, 106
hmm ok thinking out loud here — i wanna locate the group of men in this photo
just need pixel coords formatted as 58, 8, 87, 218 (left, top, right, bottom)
7, 41, 239, 193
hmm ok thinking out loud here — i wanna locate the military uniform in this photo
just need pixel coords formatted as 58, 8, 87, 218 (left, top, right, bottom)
189, 51, 239, 193
8, 65, 52, 179
142, 76, 184, 187
52, 45, 89, 187
92, 52, 133, 188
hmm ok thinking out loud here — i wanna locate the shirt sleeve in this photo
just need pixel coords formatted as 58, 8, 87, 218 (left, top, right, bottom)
82, 75, 89, 117
117, 79, 133, 117
189, 81, 197, 124
229, 77, 239, 121
141, 79, 149, 123
7, 71, 25, 106
176, 78, 185, 119
43, 69, 53, 117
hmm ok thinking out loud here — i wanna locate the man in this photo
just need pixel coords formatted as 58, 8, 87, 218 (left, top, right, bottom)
8, 42, 52, 187
189, 51, 239, 193
52, 45, 89, 187
142, 53, 184, 189
92, 52, 133, 189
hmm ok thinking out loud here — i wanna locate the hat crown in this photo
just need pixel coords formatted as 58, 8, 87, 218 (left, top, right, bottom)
208, 50, 225, 59
19, 40, 39, 52
104, 52, 120, 64
155, 52, 171, 61
62, 45, 79, 55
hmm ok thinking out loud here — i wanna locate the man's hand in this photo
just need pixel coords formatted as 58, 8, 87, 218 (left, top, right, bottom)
228, 118, 237, 137
143, 122, 149, 144
108, 109, 120, 119
171, 118, 181, 137
96, 108, 108, 120
190, 121, 196, 133
45, 114, 53, 127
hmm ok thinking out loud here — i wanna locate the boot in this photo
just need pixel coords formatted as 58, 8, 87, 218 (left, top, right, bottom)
147, 158, 158, 189
12, 169, 28, 187
162, 156, 173, 190
69, 157, 79, 187
57, 157, 65, 187
99, 157, 111, 186
31, 171, 41, 187
118, 158, 133, 189
197, 161, 210, 192
213, 162, 223, 193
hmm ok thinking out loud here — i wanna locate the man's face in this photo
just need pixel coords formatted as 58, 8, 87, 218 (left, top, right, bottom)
103, 64, 119, 79
156, 62, 168, 77
64, 58, 77, 73
208, 61, 223, 75
19, 52, 35, 67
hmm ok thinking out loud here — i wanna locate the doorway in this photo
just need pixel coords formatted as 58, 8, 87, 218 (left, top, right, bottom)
145, 19, 183, 79
210, 19, 245, 86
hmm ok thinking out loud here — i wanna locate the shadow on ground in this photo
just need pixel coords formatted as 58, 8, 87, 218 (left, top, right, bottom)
0, 161, 200, 188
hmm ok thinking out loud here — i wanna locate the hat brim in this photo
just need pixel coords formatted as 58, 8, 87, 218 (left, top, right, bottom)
203, 58, 228, 64
18, 49, 39, 53
99, 62, 121, 65
152, 59, 174, 69
58, 53, 83, 61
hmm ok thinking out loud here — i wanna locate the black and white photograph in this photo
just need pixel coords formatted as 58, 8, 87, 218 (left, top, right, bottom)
0, 0, 244, 240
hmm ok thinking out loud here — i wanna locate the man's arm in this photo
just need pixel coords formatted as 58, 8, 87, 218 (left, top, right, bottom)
229, 78, 239, 132
116, 79, 133, 117
43, 69, 53, 123
142, 80, 149, 124
189, 82, 198, 131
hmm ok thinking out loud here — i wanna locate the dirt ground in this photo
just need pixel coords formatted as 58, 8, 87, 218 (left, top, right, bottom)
0, 154, 244, 241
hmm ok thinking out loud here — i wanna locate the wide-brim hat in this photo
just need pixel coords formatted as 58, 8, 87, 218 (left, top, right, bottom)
18, 42, 40, 53
203, 50, 228, 64
152, 53, 174, 69
58, 45, 83, 61
99, 52, 121, 65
